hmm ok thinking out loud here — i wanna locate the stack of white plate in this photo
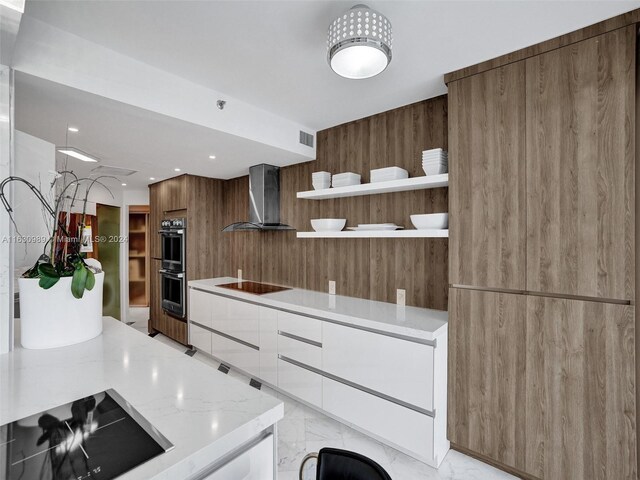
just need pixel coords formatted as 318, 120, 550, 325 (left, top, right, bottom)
347, 223, 403, 231
370, 167, 409, 183
312, 171, 331, 190
332, 172, 361, 187
422, 148, 448, 175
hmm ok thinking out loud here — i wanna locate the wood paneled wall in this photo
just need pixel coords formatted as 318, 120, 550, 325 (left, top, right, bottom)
222, 96, 449, 310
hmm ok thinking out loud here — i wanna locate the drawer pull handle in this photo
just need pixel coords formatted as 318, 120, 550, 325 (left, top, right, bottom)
278, 330, 322, 348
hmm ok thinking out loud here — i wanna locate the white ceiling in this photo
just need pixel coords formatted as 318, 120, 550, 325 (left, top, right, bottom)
15, 72, 309, 189
23, 0, 640, 130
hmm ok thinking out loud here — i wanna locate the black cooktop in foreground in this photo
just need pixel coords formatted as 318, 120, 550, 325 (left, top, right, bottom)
0, 389, 173, 480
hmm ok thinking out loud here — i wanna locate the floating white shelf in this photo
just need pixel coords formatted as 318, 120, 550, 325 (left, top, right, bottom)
297, 174, 448, 200
296, 229, 449, 239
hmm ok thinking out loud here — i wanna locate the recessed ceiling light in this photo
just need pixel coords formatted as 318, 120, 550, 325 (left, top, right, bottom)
149, 177, 155, 181
209, 155, 216, 160
174, 168, 181, 172
121, 183, 127, 186
68, 127, 79, 133
56, 147, 99, 163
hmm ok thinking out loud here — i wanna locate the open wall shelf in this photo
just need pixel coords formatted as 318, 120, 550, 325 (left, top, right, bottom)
296, 229, 448, 239
297, 174, 448, 200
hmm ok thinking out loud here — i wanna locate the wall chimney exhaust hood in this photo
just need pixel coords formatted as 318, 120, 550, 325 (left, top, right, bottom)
222, 164, 295, 232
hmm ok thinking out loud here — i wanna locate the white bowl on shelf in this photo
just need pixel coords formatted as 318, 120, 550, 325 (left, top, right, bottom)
410, 213, 449, 230
422, 164, 448, 175
312, 181, 331, 190
310, 218, 347, 232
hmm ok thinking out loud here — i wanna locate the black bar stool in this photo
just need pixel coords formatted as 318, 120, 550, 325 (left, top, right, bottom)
299, 447, 393, 480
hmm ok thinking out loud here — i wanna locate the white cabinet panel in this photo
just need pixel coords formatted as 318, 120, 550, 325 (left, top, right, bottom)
213, 297, 260, 347
277, 311, 322, 343
259, 307, 278, 386
212, 332, 260, 378
322, 377, 437, 466
203, 434, 274, 480
189, 289, 213, 328
322, 322, 434, 411
277, 358, 322, 408
278, 334, 322, 370
190, 323, 212, 354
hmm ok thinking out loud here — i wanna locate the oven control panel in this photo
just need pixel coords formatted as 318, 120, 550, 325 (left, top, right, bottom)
161, 218, 186, 229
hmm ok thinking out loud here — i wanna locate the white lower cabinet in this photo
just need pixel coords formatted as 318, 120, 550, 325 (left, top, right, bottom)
277, 334, 322, 370
212, 332, 260, 378
322, 322, 434, 412
213, 296, 260, 347
277, 358, 322, 408
190, 323, 212, 354
322, 376, 437, 465
202, 434, 274, 480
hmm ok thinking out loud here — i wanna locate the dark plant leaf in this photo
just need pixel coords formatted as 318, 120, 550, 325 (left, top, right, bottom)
39, 275, 60, 289
85, 269, 95, 291
37, 263, 60, 290
71, 264, 88, 299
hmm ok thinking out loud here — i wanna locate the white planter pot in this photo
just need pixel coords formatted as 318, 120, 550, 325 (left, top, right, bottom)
18, 272, 104, 349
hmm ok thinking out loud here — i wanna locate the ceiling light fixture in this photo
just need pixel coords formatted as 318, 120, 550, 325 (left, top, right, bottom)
174, 168, 181, 172
121, 183, 127, 186
68, 127, 79, 133
56, 147, 99, 163
327, 4, 392, 79
149, 177, 156, 181
209, 155, 216, 160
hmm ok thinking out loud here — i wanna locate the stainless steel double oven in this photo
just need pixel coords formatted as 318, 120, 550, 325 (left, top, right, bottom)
159, 218, 186, 318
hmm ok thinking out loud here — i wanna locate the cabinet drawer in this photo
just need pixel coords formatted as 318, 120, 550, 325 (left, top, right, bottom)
212, 332, 260, 378
323, 322, 434, 412
322, 377, 435, 465
259, 307, 278, 386
190, 323, 212, 354
277, 311, 322, 343
213, 297, 260, 347
277, 358, 322, 408
189, 289, 213, 328
277, 333, 322, 370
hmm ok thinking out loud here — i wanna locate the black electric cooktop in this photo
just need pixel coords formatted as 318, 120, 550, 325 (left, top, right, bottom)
0, 389, 173, 480
217, 280, 292, 295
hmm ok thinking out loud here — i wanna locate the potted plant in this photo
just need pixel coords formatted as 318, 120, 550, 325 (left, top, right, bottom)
0, 172, 114, 349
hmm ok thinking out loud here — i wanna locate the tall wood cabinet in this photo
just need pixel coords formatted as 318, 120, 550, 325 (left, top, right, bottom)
148, 175, 226, 345
448, 24, 637, 480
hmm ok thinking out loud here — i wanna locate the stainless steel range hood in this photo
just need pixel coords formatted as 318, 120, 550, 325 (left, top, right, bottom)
223, 164, 295, 232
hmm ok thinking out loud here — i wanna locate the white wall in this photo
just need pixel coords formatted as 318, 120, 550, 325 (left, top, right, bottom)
119, 188, 149, 322
13, 130, 55, 288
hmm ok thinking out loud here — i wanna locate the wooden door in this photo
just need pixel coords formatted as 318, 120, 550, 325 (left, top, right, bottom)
448, 288, 527, 472
526, 26, 635, 301
525, 296, 636, 480
448, 61, 527, 290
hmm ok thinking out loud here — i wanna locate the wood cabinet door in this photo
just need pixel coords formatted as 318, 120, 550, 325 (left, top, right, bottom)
449, 287, 636, 479
161, 175, 187, 212
525, 296, 636, 480
149, 259, 162, 333
149, 183, 161, 259
526, 26, 635, 301
448, 62, 527, 290
447, 288, 527, 472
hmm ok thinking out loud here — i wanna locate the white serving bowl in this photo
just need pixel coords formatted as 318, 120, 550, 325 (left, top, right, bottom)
311, 218, 347, 232
422, 164, 448, 175
313, 181, 330, 190
410, 213, 449, 230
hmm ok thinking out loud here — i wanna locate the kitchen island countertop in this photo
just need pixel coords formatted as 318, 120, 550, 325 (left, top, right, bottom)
0, 317, 283, 480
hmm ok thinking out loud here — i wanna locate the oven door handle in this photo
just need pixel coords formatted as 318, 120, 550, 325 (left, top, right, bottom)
159, 229, 184, 235
160, 269, 184, 278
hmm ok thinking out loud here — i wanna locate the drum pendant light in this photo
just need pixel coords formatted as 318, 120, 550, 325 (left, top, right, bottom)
327, 4, 393, 79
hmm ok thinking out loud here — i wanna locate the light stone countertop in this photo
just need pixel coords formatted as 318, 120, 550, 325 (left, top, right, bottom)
0, 317, 283, 479
189, 277, 448, 341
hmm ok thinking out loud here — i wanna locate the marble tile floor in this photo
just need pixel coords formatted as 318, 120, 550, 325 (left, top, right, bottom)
126, 307, 149, 335
148, 332, 517, 480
